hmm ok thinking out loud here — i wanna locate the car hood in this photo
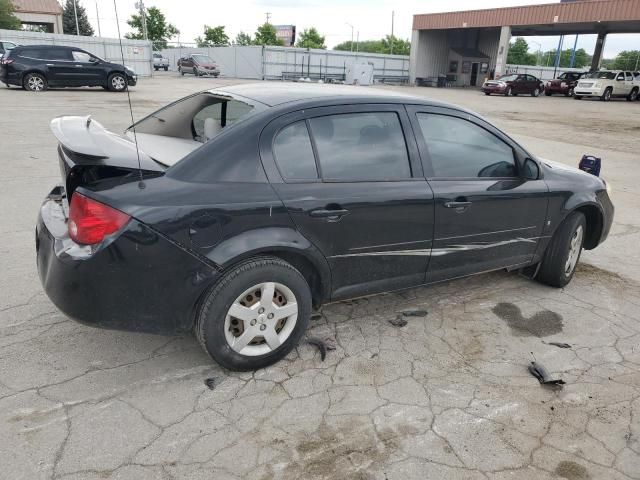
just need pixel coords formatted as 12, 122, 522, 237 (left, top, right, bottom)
538, 157, 606, 189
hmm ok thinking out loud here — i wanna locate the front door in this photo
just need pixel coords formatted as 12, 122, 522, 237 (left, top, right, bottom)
70, 50, 105, 86
407, 105, 549, 282
470, 63, 479, 86
261, 104, 435, 300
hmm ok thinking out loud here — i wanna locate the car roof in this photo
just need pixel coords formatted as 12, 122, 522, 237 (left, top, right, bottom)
14, 44, 75, 50
212, 82, 444, 108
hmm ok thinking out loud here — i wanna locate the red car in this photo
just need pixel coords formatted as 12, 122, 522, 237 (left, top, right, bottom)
177, 54, 220, 77
482, 74, 545, 97
545, 72, 586, 97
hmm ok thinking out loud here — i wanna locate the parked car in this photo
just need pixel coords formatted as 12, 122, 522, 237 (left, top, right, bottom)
0, 45, 137, 92
177, 54, 220, 77
152, 52, 169, 71
0, 40, 18, 58
574, 70, 639, 101
36, 84, 613, 370
482, 74, 545, 97
545, 71, 586, 97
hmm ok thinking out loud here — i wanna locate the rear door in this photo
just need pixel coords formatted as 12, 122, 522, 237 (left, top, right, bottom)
261, 104, 435, 300
35, 48, 74, 84
407, 105, 549, 282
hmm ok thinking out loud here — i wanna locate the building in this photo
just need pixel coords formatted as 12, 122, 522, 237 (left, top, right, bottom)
410, 0, 640, 86
274, 25, 296, 47
12, 0, 63, 34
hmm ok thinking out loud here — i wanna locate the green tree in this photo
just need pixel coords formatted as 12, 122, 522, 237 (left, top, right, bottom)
333, 39, 383, 53
195, 25, 229, 47
542, 48, 591, 68
253, 23, 283, 46
295, 27, 326, 49
381, 35, 410, 55
126, 6, 179, 50
0, 0, 21, 30
612, 50, 640, 70
62, 0, 94, 36
234, 31, 252, 46
507, 37, 537, 65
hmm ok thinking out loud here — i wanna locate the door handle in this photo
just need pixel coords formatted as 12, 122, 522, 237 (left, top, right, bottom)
444, 201, 472, 212
75, 65, 83, 67
309, 208, 350, 220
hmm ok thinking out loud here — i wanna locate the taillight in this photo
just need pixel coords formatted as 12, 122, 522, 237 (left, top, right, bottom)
68, 193, 130, 245
1, 58, 14, 65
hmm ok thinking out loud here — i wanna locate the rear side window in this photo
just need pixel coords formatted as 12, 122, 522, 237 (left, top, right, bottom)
308, 112, 411, 181
18, 48, 70, 60
417, 113, 516, 178
273, 121, 318, 180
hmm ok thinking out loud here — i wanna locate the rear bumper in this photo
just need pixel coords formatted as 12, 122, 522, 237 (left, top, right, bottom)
36, 190, 219, 334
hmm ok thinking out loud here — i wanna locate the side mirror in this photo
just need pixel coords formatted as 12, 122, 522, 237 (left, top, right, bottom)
89, 57, 99, 63
522, 158, 540, 180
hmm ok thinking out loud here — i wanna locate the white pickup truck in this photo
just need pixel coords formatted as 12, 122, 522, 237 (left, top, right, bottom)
574, 70, 639, 101
152, 53, 169, 71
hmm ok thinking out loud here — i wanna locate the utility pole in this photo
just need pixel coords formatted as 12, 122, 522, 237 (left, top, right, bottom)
356, 31, 359, 53
265, 12, 271, 24
73, 0, 79, 35
569, 34, 579, 68
390, 10, 394, 55
346, 23, 354, 52
135, 1, 148, 41
95, 0, 101, 37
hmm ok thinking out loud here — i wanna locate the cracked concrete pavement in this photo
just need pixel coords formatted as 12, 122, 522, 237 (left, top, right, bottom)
1, 74, 639, 479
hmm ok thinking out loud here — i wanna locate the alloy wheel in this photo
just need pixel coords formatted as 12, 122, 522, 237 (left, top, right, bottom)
564, 225, 583, 275
28, 76, 45, 91
224, 282, 298, 356
111, 75, 126, 90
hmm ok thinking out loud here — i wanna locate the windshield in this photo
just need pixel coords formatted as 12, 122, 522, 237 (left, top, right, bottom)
497, 75, 518, 82
587, 71, 616, 80
192, 55, 214, 64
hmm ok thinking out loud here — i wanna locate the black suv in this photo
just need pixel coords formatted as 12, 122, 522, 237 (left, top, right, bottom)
0, 45, 137, 92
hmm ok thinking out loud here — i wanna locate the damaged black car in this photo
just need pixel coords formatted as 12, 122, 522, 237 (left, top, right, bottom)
36, 83, 614, 370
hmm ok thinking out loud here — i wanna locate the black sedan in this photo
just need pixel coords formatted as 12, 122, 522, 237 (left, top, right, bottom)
36, 84, 614, 370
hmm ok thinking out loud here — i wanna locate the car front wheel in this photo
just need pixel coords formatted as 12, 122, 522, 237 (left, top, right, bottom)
627, 88, 638, 101
536, 211, 586, 288
601, 88, 612, 101
107, 73, 127, 92
532, 87, 540, 97
504, 86, 512, 97
23, 72, 47, 92
195, 257, 312, 370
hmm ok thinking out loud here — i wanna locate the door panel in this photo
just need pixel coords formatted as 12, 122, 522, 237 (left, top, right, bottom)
261, 104, 434, 300
407, 105, 549, 282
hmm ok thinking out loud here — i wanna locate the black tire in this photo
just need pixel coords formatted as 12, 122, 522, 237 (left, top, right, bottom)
194, 67, 200, 76
504, 86, 512, 97
163, 66, 168, 71
532, 87, 540, 97
627, 88, 638, 101
107, 72, 127, 92
484, 92, 490, 96
574, 95, 582, 100
566, 87, 574, 97
179, 67, 184, 76
154, 67, 159, 71
23, 72, 47, 92
545, 90, 552, 96
536, 212, 586, 288
195, 256, 312, 370
601, 87, 612, 102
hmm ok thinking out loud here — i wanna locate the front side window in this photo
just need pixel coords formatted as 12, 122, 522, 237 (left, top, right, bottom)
308, 112, 411, 181
273, 121, 318, 180
417, 113, 517, 178
192, 54, 214, 64
72, 51, 92, 62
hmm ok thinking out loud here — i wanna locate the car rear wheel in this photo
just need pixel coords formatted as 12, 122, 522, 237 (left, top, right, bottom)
601, 88, 612, 102
504, 86, 512, 97
23, 72, 47, 92
574, 95, 582, 100
532, 87, 540, 97
536, 211, 586, 288
107, 73, 127, 92
163, 66, 168, 71
627, 88, 638, 101
484, 92, 490, 96
195, 256, 312, 370
566, 87, 574, 97
194, 67, 200, 76
545, 90, 552, 96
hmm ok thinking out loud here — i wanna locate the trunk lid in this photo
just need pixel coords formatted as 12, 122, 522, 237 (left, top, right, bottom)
51, 115, 165, 201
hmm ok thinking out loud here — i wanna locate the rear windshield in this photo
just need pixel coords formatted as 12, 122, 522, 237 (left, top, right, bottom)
587, 71, 616, 80
497, 74, 518, 82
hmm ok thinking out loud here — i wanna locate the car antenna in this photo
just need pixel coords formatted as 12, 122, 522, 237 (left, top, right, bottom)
113, 0, 145, 190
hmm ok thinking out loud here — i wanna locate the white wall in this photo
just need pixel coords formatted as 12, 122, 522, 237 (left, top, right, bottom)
0, 29, 153, 76
505, 64, 588, 81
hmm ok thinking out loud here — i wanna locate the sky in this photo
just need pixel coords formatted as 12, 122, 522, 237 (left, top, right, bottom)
87, 0, 639, 58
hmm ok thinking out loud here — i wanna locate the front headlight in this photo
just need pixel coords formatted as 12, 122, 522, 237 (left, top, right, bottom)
125, 67, 136, 76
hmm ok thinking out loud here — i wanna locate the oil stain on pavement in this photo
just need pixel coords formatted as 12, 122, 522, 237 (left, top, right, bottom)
493, 302, 563, 337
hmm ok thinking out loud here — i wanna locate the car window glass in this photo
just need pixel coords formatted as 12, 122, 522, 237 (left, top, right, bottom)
192, 98, 255, 142
417, 113, 517, 178
309, 112, 411, 181
617, 73, 624, 80
72, 51, 92, 62
625, 72, 633, 81
273, 121, 318, 180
